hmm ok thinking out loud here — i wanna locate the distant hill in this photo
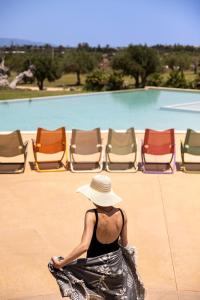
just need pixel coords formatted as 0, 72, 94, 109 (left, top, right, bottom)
0, 37, 46, 46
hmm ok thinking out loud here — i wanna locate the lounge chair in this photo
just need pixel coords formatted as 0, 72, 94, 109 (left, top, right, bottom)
70, 128, 103, 172
181, 129, 200, 173
0, 130, 28, 174
141, 128, 176, 174
32, 127, 67, 172
105, 128, 138, 172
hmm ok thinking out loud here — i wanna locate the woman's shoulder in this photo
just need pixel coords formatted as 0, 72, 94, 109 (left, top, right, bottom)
84, 209, 96, 226
85, 209, 96, 220
86, 208, 96, 215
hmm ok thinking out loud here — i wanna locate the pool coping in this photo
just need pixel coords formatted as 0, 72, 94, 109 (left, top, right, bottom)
0, 88, 145, 103
1, 86, 200, 104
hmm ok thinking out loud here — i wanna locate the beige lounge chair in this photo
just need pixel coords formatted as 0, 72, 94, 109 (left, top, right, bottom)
0, 130, 28, 174
70, 128, 103, 172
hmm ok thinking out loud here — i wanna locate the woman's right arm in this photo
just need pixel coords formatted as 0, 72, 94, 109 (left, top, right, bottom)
120, 209, 128, 247
51, 210, 95, 268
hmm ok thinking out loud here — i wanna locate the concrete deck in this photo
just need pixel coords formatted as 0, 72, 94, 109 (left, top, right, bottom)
0, 133, 200, 300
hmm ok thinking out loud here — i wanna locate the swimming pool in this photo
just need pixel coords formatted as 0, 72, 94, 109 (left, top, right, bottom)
0, 88, 200, 131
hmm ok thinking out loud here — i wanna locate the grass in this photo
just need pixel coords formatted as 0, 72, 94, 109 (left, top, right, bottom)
0, 73, 86, 100
44, 73, 86, 87
0, 89, 84, 101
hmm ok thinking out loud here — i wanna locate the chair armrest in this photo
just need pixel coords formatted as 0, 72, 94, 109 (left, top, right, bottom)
24, 141, 28, 150
97, 144, 103, 151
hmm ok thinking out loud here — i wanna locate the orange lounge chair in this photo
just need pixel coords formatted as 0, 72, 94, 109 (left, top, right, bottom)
141, 128, 176, 174
32, 127, 67, 172
70, 128, 103, 172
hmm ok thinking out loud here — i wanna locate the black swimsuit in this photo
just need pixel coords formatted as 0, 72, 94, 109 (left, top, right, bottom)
87, 208, 124, 258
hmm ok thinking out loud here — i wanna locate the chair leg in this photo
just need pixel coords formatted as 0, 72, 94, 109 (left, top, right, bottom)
33, 152, 67, 172
105, 151, 138, 173
70, 152, 103, 173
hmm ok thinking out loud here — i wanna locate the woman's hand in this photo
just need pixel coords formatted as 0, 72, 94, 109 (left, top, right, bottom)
51, 256, 63, 269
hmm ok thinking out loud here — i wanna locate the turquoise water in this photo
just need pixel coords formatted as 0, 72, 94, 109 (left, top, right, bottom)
0, 89, 200, 131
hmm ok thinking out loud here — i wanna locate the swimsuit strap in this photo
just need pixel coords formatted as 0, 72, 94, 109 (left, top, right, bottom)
118, 208, 125, 233
94, 209, 98, 229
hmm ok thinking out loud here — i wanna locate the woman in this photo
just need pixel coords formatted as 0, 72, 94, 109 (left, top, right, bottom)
49, 175, 145, 300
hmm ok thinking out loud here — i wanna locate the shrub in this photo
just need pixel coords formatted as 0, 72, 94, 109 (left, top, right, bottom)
191, 73, 200, 89
85, 70, 124, 91
146, 73, 163, 87
105, 72, 124, 91
165, 70, 188, 88
85, 69, 108, 91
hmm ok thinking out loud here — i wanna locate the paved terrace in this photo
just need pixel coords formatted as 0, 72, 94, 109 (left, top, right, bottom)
0, 132, 200, 300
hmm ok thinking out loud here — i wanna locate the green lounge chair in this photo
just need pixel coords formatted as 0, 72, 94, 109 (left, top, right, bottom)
0, 130, 28, 174
106, 128, 138, 172
181, 129, 200, 173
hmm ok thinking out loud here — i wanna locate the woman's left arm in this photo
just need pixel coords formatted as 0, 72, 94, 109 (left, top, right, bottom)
52, 210, 95, 269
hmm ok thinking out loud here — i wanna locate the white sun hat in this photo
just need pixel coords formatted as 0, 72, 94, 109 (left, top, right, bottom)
76, 175, 122, 207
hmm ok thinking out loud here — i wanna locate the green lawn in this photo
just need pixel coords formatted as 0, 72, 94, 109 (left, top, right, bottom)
0, 89, 84, 101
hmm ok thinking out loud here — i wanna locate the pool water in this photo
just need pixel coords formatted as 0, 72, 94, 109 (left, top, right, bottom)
0, 89, 200, 131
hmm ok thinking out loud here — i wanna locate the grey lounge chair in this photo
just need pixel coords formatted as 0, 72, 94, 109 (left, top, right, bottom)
0, 130, 28, 174
70, 128, 103, 172
106, 128, 138, 172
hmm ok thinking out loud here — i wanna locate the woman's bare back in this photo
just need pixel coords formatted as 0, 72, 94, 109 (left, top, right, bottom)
95, 207, 124, 244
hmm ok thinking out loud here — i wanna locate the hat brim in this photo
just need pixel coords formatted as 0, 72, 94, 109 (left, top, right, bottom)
76, 184, 122, 207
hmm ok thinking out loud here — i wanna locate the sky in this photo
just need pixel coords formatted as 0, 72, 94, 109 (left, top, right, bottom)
0, 0, 200, 47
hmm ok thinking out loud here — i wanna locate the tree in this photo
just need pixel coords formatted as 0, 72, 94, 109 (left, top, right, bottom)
112, 45, 160, 88
164, 53, 191, 72
62, 50, 100, 85
191, 55, 200, 74
31, 54, 61, 90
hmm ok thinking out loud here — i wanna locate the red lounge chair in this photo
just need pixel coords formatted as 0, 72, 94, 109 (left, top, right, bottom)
141, 129, 176, 174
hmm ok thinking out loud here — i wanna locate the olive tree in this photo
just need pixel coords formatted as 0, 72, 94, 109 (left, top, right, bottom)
112, 45, 160, 88
31, 54, 62, 90
62, 50, 100, 85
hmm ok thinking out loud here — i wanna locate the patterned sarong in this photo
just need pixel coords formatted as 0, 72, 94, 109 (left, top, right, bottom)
48, 246, 145, 300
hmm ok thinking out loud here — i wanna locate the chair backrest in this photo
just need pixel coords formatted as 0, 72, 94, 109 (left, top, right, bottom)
143, 128, 175, 155
183, 129, 200, 155
107, 128, 137, 155
71, 128, 102, 155
0, 130, 24, 157
35, 127, 66, 154
184, 129, 200, 147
